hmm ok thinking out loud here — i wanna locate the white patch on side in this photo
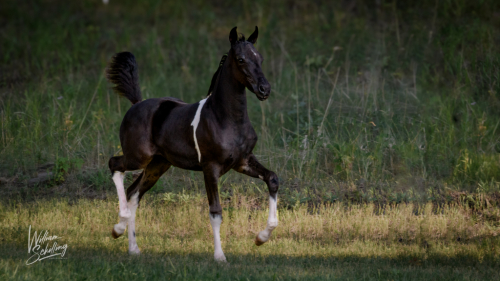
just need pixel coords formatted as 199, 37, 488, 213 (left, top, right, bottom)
256, 195, 279, 243
112, 172, 131, 219
210, 214, 226, 262
191, 98, 208, 162
127, 192, 140, 254
258, 175, 264, 180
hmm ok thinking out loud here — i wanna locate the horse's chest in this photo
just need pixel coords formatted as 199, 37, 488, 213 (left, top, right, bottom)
218, 127, 257, 160
231, 127, 257, 151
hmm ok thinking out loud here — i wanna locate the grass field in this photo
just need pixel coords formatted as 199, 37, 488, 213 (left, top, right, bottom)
1, 195, 500, 280
1, 0, 500, 279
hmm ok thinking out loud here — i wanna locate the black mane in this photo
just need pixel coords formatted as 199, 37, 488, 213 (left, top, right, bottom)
207, 54, 228, 97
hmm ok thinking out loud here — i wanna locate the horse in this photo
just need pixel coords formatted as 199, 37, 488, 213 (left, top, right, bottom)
106, 26, 279, 262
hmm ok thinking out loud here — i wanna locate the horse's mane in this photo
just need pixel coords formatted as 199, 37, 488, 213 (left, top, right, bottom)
207, 54, 228, 97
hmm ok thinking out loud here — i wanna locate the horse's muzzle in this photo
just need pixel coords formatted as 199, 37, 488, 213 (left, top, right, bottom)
256, 78, 271, 101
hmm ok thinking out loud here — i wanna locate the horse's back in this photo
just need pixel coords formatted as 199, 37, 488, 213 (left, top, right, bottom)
158, 97, 187, 105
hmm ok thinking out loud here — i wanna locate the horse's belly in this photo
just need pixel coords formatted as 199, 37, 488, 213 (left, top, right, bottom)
157, 137, 202, 171
169, 160, 203, 171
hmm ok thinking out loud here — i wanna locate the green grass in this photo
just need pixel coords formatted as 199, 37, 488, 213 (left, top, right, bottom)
1, 196, 499, 280
2, 0, 500, 201
2, 0, 500, 279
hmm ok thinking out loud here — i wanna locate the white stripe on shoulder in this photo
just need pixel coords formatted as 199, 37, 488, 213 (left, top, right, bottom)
190, 97, 209, 162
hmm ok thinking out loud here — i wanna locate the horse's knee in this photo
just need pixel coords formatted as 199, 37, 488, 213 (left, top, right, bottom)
266, 172, 279, 195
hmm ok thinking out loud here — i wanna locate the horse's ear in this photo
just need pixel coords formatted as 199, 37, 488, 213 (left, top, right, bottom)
229, 27, 238, 45
247, 26, 258, 44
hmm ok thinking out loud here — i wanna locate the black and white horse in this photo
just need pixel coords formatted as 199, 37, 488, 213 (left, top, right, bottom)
106, 27, 279, 262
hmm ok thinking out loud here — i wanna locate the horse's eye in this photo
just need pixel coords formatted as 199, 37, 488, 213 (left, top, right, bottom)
238, 58, 244, 63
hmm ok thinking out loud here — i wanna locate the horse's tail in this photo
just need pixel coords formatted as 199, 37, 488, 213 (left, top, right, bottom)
106, 52, 142, 105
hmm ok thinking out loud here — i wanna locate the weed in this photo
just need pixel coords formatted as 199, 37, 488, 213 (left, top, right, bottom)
52, 157, 83, 183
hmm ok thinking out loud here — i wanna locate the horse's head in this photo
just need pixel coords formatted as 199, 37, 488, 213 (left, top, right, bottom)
228, 26, 271, 101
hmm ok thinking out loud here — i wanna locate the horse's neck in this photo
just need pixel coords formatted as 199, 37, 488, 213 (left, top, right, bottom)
207, 61, 249, 125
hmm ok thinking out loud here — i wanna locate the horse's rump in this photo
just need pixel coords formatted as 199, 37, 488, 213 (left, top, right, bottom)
118, 98, 188, 165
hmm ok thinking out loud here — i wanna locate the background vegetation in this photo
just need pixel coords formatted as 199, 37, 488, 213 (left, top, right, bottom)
3, 0, 500, 204
1, 0, 500, 279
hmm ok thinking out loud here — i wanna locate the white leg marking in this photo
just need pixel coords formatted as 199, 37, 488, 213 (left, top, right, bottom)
258, 175, 264, 180
127, 192, 140, 254
191, 98, 209, 162
210, 214, 226, 262
112, 172, 131, 219
256, 195, 279, 244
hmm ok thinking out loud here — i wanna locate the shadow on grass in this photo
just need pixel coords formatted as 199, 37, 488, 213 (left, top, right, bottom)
1, 238, 499, 281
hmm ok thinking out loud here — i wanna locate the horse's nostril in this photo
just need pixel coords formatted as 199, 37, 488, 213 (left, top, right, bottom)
259, 85, 266, 94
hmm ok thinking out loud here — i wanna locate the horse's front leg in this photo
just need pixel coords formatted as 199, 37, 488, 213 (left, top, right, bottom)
235, 154, 279, 246
203, 164, 227, 262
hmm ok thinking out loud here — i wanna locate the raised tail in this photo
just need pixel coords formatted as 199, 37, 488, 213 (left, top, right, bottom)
106, 52, 142, 104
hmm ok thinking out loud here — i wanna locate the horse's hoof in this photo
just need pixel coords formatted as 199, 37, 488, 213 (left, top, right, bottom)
111, 224, 126, 239
254, 235, 265, 246
112, 222, 126, 239
214, 252, 227, 262
111, 228, 121, 239
215, 258, 229, 266
128, 248, 141, 255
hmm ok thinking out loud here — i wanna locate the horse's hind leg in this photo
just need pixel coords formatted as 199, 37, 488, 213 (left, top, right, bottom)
234, 154, 279, 246
111, 172, 143, 240
109, 156, 131, 238
124, 155, 171, 254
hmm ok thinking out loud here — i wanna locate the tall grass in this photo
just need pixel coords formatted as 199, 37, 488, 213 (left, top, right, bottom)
2, 1, 500, 200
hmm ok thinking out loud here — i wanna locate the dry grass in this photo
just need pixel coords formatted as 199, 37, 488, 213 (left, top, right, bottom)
1, 194, 499, 279
1, 194, 499, 256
